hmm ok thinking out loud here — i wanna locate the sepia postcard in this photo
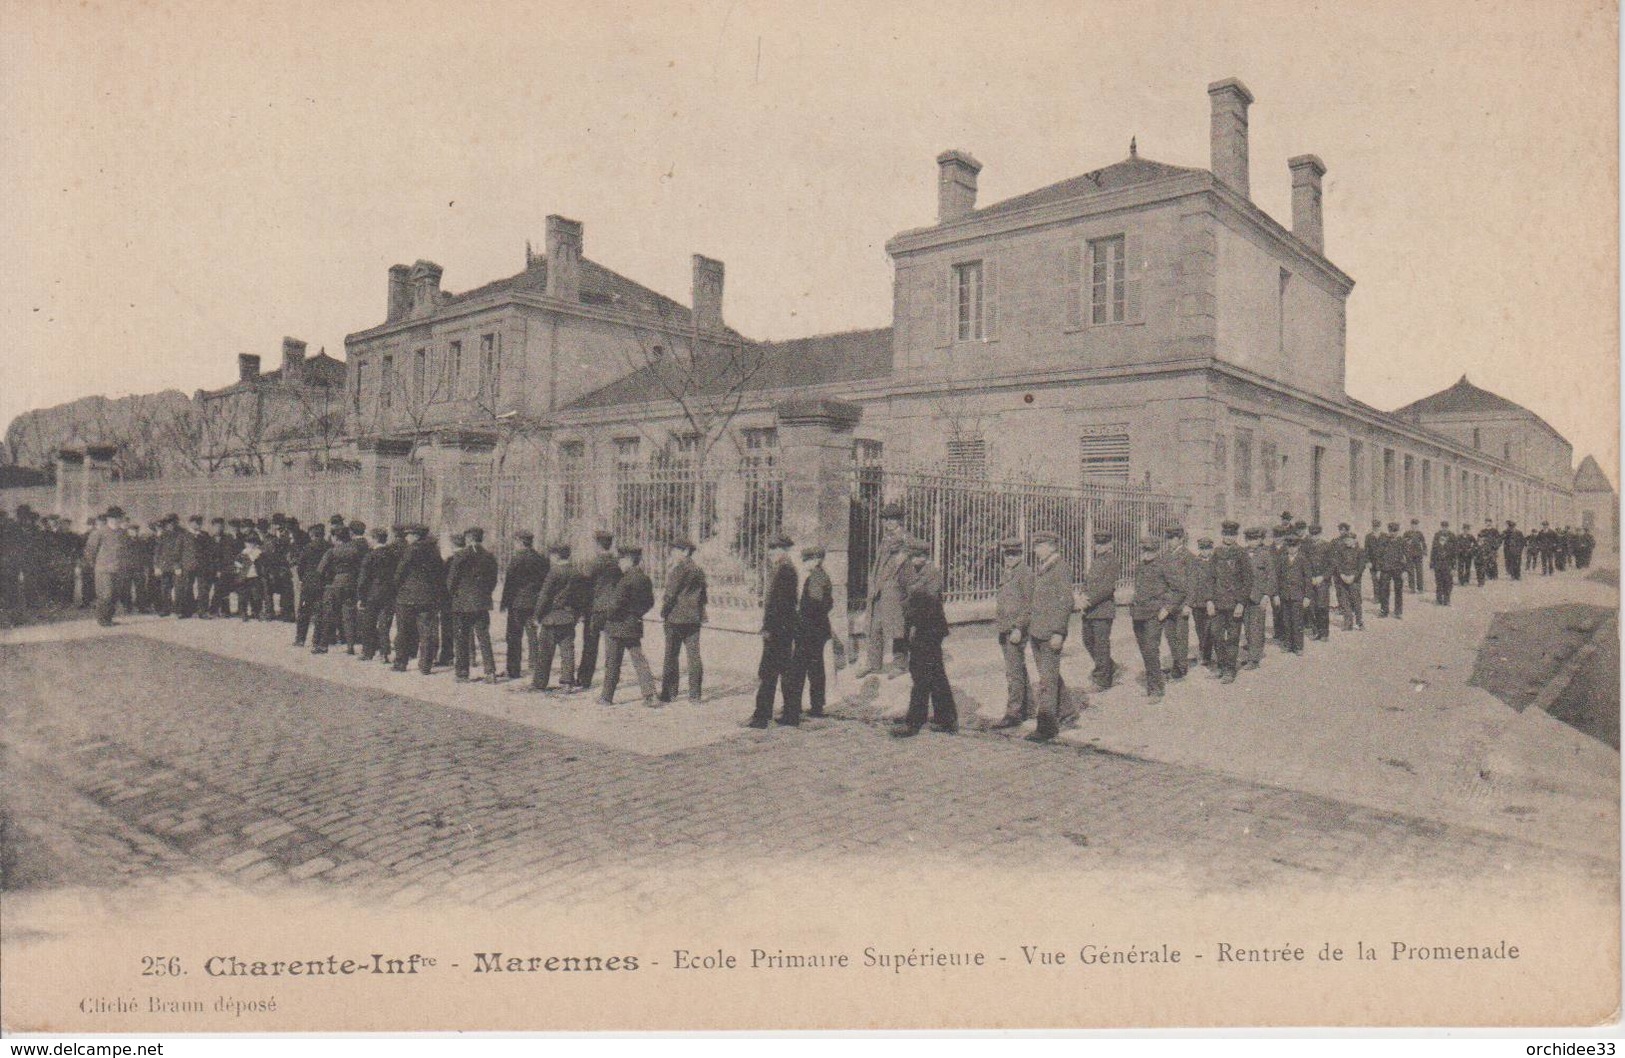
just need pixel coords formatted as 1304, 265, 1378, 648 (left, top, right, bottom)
0, 0, 1618, 1034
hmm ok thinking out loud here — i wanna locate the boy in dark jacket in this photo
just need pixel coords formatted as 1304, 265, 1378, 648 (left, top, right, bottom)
599, 544, 656, 705
392, 526, 445, 674
500, 531, 549, 679
1078, 531, 1119, 692
785, 545, 834, 718
659, 538, 709, 703
895, 538, 957, 737
988, 537, 1034, 729
529, 544, 580, 693
1024, 530, 1076, 742
749, 534, 801, 727
448, 527, 500, 682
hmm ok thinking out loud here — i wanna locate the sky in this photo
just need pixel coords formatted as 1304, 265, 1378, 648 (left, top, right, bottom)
1, 0, 1617, 482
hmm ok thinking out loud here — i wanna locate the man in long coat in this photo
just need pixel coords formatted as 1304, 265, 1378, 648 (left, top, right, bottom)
749, 534, 801, 727
658, 538, 708, 703
857, 504, 909, 678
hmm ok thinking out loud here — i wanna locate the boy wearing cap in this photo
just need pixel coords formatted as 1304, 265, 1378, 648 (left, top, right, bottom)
235, 533, 265, 621
154, 515, 183, 617
1430, 521, 1456, 605
1025, 530, 1076, 740
749, 534, 801, 727
1241, 528, 1276, 669
178, 515, 211, 619
293, 524, 329, 644
1403, 519, 1428, 592
1159, 526, 1192, 679
575, 530, 621, 691
1330, 523, 1365, 631
1274, 533, 1311, 654
1210, 522, 1252, 683
358, 527, 400, 659
1503, 520, 1525, 581
896, 538, 957, 736
500, 531, 549, 680
392, 526, 444, 674
313, 525, 364, 653
785, 545, 833, 718
530, 544, 580, 693
989, 537, 1034, 728
1078, 531, 1119, 691
1377, 522, 1407, 619
1189, 537, 1217, 669
1306, 524, 1334, 642
82, 508, 134, 628
448, 527, 500, 682
659, 538, 708, 703
1130, 534, 1175, 699
600, 545, 657, 705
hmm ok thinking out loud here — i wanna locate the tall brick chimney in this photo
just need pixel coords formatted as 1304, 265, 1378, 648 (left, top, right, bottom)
408, 261, 443, 317
936, 150, 981, 223
281, 337, 307, 382
692, 255, 725, 332
1288, 154, 1326, 254
1207, 78, 1254, 198
387, 264, 411, 322
237, 354, 261, 383
544, 215, 583, 302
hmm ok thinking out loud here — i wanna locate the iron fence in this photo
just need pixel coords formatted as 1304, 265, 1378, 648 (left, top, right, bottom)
848, 466, 1189, 610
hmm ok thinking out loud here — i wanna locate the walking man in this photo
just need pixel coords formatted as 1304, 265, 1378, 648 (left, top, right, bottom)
895, 539, 957, 737
1209, 521, 1252, 684
1503, 520, 1525, 581
391, 525, 444, 675
1403, 519, 1427, 593
500, 530, 549, 680
83, 507, 134, 628
448, 527, 500, 683
1431, 521, 1456, 605
1025, 529, 1077, 742
1189, 537, 1216, 669
749, 534, 800, 727
785, 545, 834, 719
1078, 530, 1119, 691
1306, 524, 1333, 641
357, 527, 399, 661
1241, 527, 1276, 669
575, 530, 620, 691
293, 523, 328, 644
1131, 533, 1176, 700
989, 537, 1034, 730
1162, 525, 1193, 679
529, 543, 581, 693
1275, 532, 1311, 655
598, 544, 657, 705
1378, 521, 1407, 619
1331, 523, 1365, 631
658, 538, 707, 703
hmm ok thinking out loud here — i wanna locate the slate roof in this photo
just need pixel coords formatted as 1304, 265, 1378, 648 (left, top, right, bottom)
437, 256, 748, 341
970, 154, 1204, 221
567, 327, 893, 412
1574, 454, 1614, 493
1392, 375, 1566, 443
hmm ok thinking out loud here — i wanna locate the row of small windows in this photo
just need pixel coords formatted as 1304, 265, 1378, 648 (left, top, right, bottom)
356, 333, 501, 414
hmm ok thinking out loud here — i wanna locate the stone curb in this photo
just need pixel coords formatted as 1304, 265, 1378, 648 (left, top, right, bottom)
1526, 611, 1619, 718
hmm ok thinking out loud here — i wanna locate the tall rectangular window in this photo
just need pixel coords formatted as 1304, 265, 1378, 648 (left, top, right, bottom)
559, 440, 585, 521
1383, 448, 1396, 509
354, 361, 365, 414
1089, 235, 1126, 325
1233, 427, 1253, 498
1403, 454, 1416, 511
480, 333, 499, 403
1349, 440, 1365, 510
1422, 459, 1433, 515
1261, 438, 1278, 494
380, 355, 394, 410
953, 261, 984, 341
448, 340, 463, 396
613, 436, 641, 472
413, 348, 427, 404
742, 427, 778, 471
1080, 432, 1131, 485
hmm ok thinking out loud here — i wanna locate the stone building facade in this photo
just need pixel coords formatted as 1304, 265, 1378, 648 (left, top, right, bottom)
196, 337, 348, 473
338, 76, 1586, 564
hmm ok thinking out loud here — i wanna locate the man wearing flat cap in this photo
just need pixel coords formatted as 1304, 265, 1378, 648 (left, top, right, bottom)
600, 545, 657, 705
1023, 530, 1076, 741
896, 537, 957, 736
785, 545, 834, 718
749, 534, 801, 727
1502, 520, 1525, 581
1403, 519, 1428, 593
575, 530, 621, 691
392, 525, 445, 674
1241, 527, 1277, 669
82, 507, 135, 627
357, 526, 400, 661
1376, 521, 1407, 619
856, 502, 910, 679
989, 537, 1034, 729
1130, 533, 1177, 699
1159, 524, 1192, 680
1431, 520, 1457, 605
448, 527, 500, 682
1305, 524, 1334, 642
1330, 523, 1366, 632
1209, 521, 1252, 683
529, 543, 581, 693
659, 538, 708, 703
293, 523, 329, 643
1079, 530, 1120, 692
500, 530, 549, 680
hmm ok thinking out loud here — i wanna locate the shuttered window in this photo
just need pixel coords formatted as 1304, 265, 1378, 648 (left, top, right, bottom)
1090, 236, 1126, 325
1081, 432, 1131, 485
1234, 428, 1254, 498
1261, 438, 1278, 493
954, 261, 984, 341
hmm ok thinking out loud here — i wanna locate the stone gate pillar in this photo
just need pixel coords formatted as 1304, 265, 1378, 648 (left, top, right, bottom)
355, 438, 413, 530
775, 398, 862, 619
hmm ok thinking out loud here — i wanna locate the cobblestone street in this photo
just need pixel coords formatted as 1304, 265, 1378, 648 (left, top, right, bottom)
2, 601, 1615, 912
